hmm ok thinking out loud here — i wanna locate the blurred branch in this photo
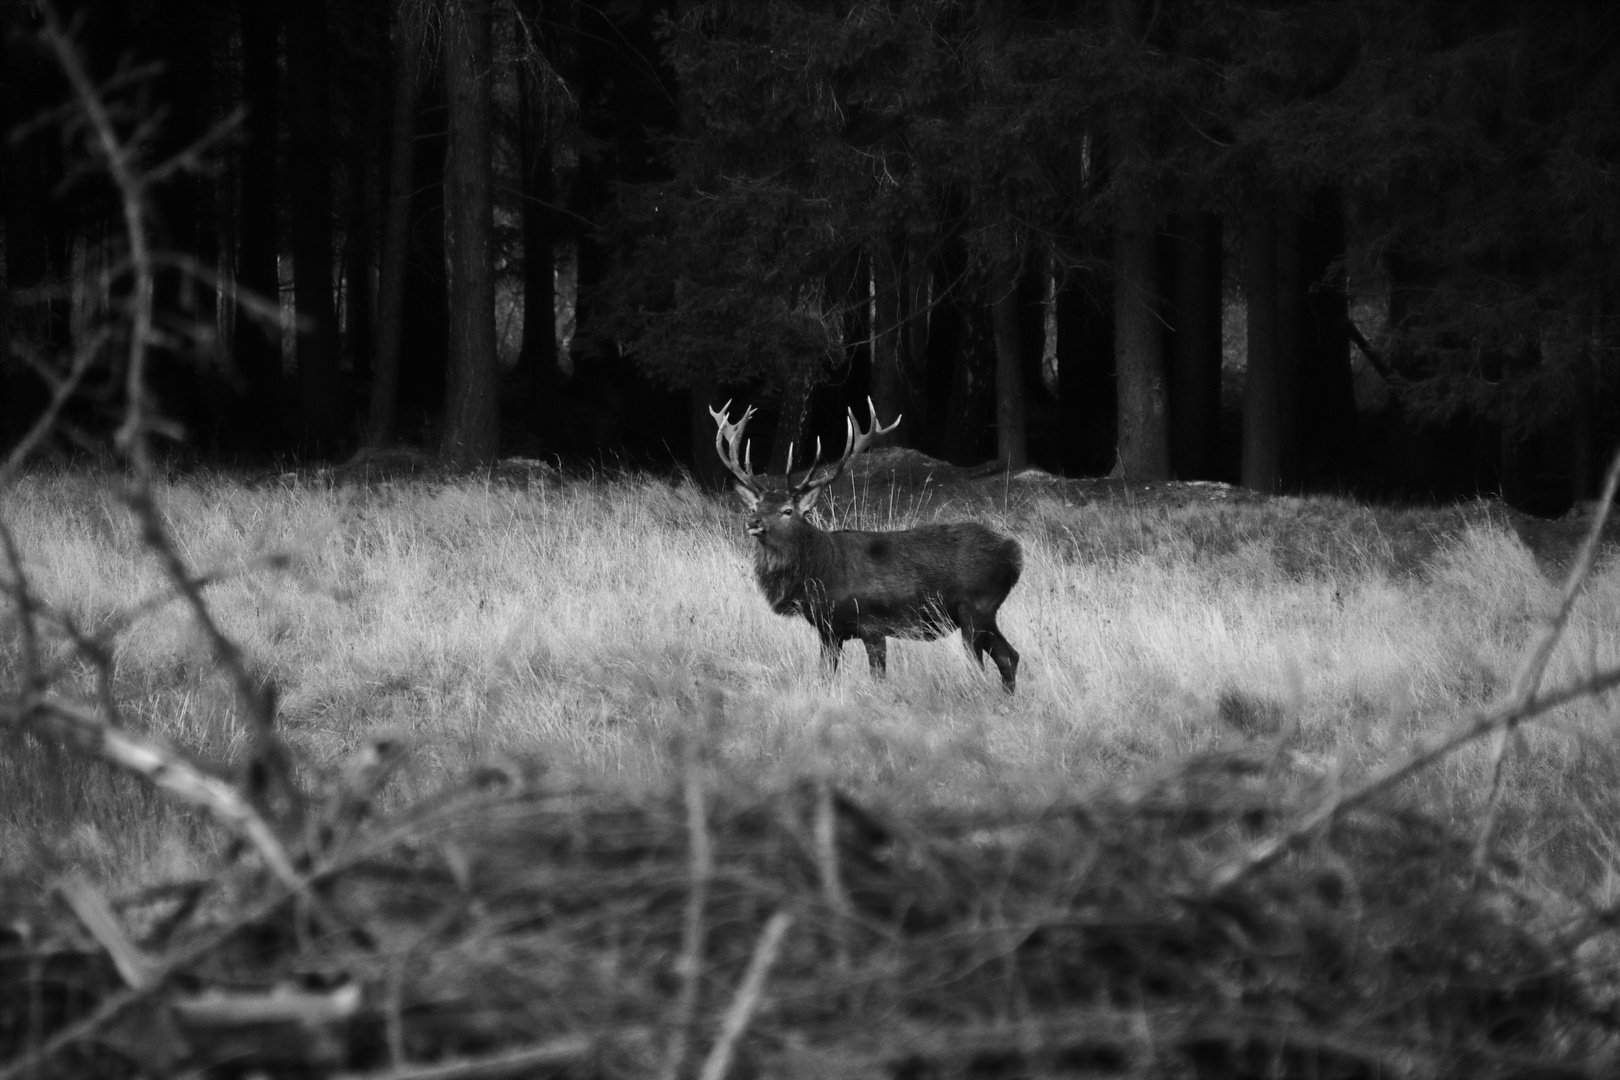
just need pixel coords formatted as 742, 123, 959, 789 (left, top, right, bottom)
698, 910, 793, 1080
660, 736, 714, 1080
39, 8, 156, 461
1209, 451, 1620, 894
1472, 451, 1620, 873
23, 698, 307, 895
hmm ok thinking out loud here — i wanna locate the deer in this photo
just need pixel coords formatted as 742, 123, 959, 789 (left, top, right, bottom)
712, 399, 1023, 691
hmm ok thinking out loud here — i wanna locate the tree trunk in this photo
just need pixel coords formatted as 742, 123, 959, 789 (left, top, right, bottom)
516, 0, 560, 440
233, 0, 281, 455
441, 0, 500, 465
367, 0, 421, 449
1164, 211, 1222, 479
345, 105, 375, 384
944, 296, 995, 465
903, 223, 933, 447
1299, 186, 1355, 482
1110, 172, 1168, 478
1275, 204, 1303, 486
1242, 189, 1280, 493
770, 361, 816, 478
1056, 270, 1116, 477
868, 236, 911, 443
990, 258, 1028, 468
1109, 0, 1169, 480
288, 0, 344, 455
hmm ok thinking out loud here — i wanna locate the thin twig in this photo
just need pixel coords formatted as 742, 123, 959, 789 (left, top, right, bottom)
1473, 451, 1620, 873
697, 911, 794, 1080
18, 546, 296, 691
40, 9, 155, 461
0, 883, 300, 1080
0, 523, 45, 695
1207, 661, 1620, 893
122, 489, 280, 733
329, 1033, 634, 1080
26, 698, 309, 899
57, 873, 154, 991
0, 321, 105, 488
660, 738, 714, 1080
814, 777, 851, 972
1209, 452, 1620, 895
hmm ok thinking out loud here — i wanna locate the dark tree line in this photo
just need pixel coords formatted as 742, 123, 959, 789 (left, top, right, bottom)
1, 0, 1617, 511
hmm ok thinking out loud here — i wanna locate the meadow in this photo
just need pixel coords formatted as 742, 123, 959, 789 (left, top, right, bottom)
5, 462, 1620, 900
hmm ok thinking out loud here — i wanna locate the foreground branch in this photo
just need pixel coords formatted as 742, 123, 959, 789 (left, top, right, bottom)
1209, 453, 1620, 893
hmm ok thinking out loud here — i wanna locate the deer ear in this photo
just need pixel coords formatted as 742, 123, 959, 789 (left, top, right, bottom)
733, 481, 760, 510
793, 487, 821, 514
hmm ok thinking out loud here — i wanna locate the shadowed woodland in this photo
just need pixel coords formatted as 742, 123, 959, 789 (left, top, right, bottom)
2, 0, 1617, 510
9, 3, 1620, 1077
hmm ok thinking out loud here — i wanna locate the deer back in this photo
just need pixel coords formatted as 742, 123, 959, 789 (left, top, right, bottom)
754, 516, 1022, 632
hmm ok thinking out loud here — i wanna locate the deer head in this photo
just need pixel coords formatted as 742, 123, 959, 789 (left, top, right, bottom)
710, 399, 900, 534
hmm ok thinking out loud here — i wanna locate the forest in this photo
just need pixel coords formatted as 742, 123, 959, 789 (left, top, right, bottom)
2, 0, 1618, 511
14, 4, 1620, 1075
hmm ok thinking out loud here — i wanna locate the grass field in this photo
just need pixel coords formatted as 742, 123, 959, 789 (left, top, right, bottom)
5, 466, 1620, 899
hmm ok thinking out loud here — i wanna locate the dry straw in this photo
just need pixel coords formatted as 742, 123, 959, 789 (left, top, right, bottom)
6, 6, 1620, 1079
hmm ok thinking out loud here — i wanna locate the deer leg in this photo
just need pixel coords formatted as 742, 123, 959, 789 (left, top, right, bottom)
980, 619, 1020, 693
818, 632, 844, 676
957, 607, 1018, 691
954, 606, 988, 670
861, 634, 887, 677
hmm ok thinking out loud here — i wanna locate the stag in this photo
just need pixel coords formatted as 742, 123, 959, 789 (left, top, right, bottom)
712, 399, 1023, 691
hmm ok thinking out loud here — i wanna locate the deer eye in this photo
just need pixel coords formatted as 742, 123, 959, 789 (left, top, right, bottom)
779, 507, 793, 517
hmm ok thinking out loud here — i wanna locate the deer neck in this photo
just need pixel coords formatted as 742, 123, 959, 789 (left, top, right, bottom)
752, 521, 833, 616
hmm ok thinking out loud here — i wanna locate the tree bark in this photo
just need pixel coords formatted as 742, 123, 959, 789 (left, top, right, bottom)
990, 258, 1028, 468
903, 223, 933, 448
345, 90, 376, 384
1276, 204, 1303, 485
1109, 0, 1169, 480
1242, 190, 1280, 493
516, 0, 560, 440
1056, 269, 1116, 477
233, 0, 281, 455
868, 236, 912, 444
771, 361, 816, 479
1164, 211, 1222, 479
287, 0, 344, 455
441, 0, 500, 464
943, 296, 995, 465
1110, 152, 1169, 478
1299, 186, 1355, 481
366, 0, 421, 449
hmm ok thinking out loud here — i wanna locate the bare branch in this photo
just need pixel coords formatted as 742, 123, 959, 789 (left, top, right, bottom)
697, 911, 794, 1080
58, 873, 155, 991
0, 324, 107, 488
1207, 661, 1620, 893
1472, 450, 1620, 872
24, 698, 309, 897
660, 737, 714, 1080
1208, 451, 1620, 894
39, 8, 157, 462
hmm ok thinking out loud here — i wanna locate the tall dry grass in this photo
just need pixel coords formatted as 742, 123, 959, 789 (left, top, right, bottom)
5, 468, 1619, 890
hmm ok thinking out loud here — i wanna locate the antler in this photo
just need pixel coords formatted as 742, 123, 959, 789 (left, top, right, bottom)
792, 397, 901, 498
709, 400, 760, 495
